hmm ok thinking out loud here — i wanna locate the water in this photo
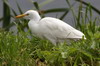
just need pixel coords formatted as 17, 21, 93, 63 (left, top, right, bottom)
0, 0, 100, 27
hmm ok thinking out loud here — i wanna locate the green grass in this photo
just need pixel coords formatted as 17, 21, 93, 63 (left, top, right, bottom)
0, 27, 100, 66
0, 23, 100, 66
0, 0, 100, 66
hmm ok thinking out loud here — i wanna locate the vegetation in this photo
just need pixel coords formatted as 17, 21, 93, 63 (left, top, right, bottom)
0, 0, 100, 66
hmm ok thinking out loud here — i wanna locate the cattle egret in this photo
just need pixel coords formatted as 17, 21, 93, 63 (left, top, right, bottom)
16, 10, 86, 45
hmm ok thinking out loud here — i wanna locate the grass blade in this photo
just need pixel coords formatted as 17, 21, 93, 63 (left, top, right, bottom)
16, 1, 23, 14
33, 2, 40, 10
41, 8, 69, 14
39, 0, 54, 8
60, 10, 69, 20
11, 9, 17, 16
0, 17, 3, 22
3, 0, 11, 31
75, 0, 100, 15
76, 2, 82, 29
66, 0, 77, 27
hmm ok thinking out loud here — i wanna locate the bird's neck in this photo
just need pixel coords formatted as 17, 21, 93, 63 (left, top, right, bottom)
30, 14, 41, 22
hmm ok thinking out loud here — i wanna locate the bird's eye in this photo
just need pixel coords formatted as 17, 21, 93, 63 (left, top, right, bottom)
26, 14, 29, 15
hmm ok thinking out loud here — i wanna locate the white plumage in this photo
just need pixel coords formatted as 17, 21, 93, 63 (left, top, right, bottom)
16, 10, 86, 45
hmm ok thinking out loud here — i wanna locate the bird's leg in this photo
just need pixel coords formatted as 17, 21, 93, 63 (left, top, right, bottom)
56, 41, 59, 46
43, 35, 57, 45
50, 40, 57, 46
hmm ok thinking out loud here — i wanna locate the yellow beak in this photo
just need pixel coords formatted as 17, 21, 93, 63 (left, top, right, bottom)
16, 14, 28, 18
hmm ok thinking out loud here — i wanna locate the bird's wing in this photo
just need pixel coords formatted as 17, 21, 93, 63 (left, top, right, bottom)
38, 17, 85, 39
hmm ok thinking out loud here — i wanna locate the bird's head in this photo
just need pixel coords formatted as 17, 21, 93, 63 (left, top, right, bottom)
16, 10, 41, 21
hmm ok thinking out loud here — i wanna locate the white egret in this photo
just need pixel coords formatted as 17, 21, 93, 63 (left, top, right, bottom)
16, 10, 86, 45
